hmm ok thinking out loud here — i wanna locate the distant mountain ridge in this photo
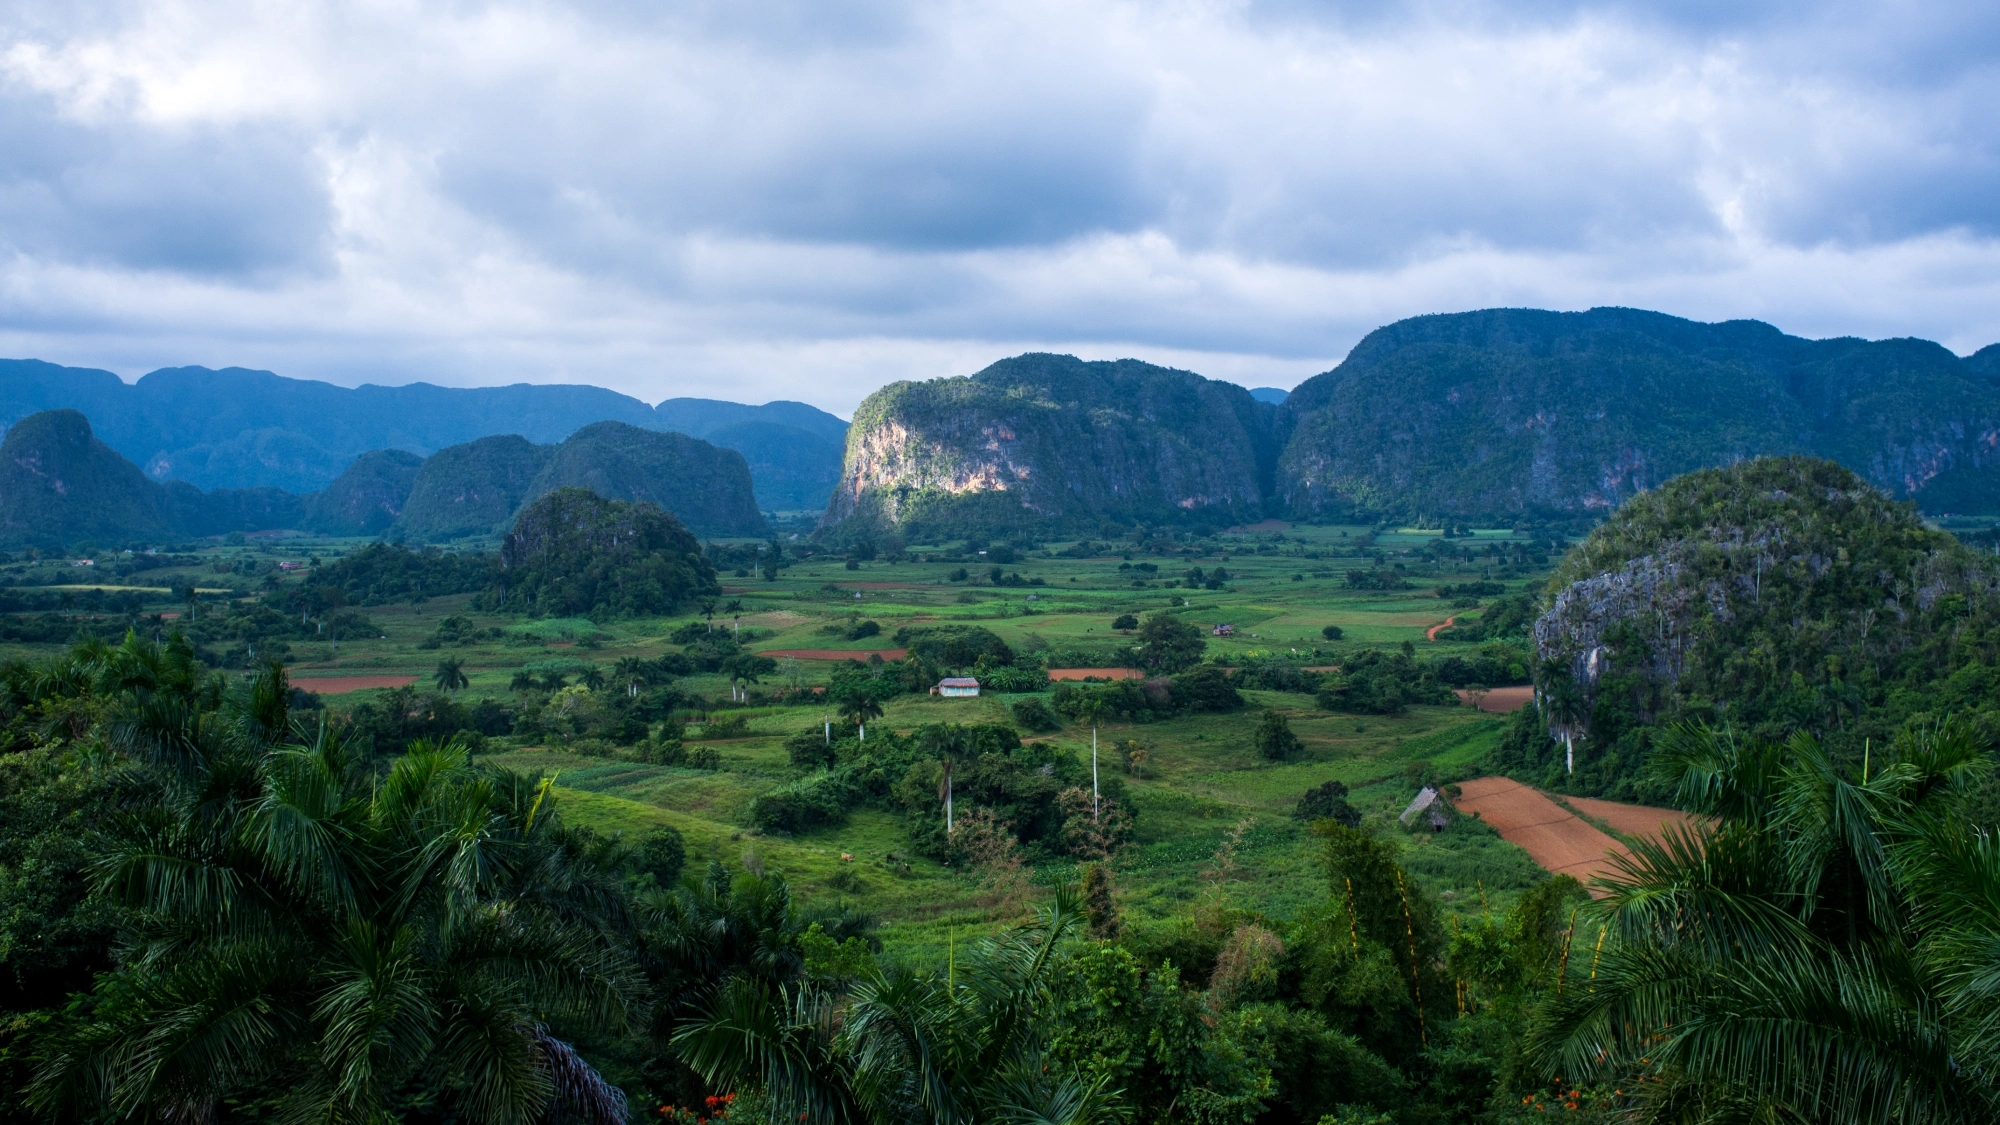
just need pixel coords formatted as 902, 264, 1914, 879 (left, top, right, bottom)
0, 360, 847, 511
819, 309, 2000, 535
1279, 307, 2000, 520
0, 411, 766, 548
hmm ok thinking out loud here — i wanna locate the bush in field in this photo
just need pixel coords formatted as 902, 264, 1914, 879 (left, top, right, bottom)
1011, 696, 1063, 732
1252, 709, 1302, 761
1293, 780, 1361, 827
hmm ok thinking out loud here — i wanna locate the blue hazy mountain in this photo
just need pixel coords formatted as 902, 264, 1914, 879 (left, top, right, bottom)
0, 360, 847, 512
1247, 387, 1290, 404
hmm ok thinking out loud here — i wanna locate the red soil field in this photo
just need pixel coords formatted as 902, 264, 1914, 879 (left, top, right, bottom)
759, 648, 907, 661
1453, 777, 1634, 885
1566, 795, 1698, 842
290, 675, 418, 694
1453, 685, 1533, 712
1047, 667, 1144, 681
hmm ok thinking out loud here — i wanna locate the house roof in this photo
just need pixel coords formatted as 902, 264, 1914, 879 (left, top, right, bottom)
938, 677, 980, 687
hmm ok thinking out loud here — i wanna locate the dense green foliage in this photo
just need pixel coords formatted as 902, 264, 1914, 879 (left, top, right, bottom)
1537, 720, 2000, 1122
1498, 456, 2000, 799
1282, 306, 2000, 522
483, 488, 720, 619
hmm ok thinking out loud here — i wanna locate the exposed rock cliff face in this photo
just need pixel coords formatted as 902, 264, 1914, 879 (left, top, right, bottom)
1279, 307, 2000, 520
1531, 456, 1990, 747
824, 353, 1281, 535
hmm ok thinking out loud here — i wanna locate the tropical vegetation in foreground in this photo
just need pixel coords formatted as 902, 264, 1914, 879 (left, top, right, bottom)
4, 629, 2000, 1123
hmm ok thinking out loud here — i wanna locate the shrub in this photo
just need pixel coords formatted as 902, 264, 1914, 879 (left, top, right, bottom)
1010, 696, 1063, 733
1252, 709, 1302, 761
1112, 613, 1139, 631
752, 769, 861, 834
1171, 665, 1244, 713
633, 826, 686, 887
1293, 780, 1361, 827
1321, 625, 1344, 641
978, 664, 1051, 693
786, 727, 837, 769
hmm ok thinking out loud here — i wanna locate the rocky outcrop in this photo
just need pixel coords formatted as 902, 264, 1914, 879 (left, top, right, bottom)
824, 353, 1281, 535
1531, 456, 1991, 741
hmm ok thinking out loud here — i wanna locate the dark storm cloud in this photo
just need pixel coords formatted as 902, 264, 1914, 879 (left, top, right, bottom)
0, 0, 1996, 408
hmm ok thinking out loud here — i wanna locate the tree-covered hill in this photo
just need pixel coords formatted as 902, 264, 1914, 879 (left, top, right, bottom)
393, 435, 551, 540
1494, 455, 2000, 799
303, 448, 423, 535
484, 487, 719, 618
395, 425, 766, 541
0, 409, 175, 547
824, 352, 1283, 537
526, 422, 767, 537
1280, 306, 2000, 522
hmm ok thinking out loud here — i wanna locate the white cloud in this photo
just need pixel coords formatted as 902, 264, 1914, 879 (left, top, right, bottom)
0, 0, 1995, 411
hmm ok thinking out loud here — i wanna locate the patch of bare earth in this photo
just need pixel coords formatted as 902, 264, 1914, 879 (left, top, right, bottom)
759, 648, 908, 661
291, 675, 418, 694
1047, 668, 1144, 681
1565, 795, 1697, 843
1453, 685, 1534, 712
1453, 777, 1632, 885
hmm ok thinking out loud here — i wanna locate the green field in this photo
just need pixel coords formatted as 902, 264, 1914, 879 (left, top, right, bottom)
0, 523, 1556, 957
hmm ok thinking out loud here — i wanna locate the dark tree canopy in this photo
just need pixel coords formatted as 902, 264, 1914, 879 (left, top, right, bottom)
484, 487, 719, 619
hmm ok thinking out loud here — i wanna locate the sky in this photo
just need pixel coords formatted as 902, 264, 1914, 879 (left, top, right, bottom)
1, 0, 1997, 415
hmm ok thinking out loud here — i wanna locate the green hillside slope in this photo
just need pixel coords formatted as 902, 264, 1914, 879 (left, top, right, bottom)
825, 353, 1282, 537
527, 421, 768, 537
0, 410, 173, 548
1280, 307, 2000, 521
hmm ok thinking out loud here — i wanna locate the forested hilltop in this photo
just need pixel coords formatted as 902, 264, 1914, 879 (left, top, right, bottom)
1280, 306, 2000, 521
821, 308, 2000, 538
1494, 455, 2000, 800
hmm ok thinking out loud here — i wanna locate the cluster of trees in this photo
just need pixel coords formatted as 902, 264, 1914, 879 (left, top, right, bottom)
481, 489, 721, 620
760, 722, 1135, 864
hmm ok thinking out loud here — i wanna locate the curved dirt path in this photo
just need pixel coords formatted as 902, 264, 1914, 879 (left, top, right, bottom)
1426, 615, 1457, 641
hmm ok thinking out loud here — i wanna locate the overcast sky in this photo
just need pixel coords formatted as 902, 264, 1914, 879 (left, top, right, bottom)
1, 0, 1997, 414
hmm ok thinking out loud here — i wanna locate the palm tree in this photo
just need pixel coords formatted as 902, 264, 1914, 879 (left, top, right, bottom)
1535, 720, 2000, 1123
838, 694, 885, 742
673, 884, 1110, 1125
1076, 697, 1105, 822
579, 664, 607, 691
32, 724, 637, 1125
614, 656, 650, 697
433, 656, 468, 692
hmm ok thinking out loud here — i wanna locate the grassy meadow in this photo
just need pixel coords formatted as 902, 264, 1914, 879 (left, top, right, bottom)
0, 523, 1557, 959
